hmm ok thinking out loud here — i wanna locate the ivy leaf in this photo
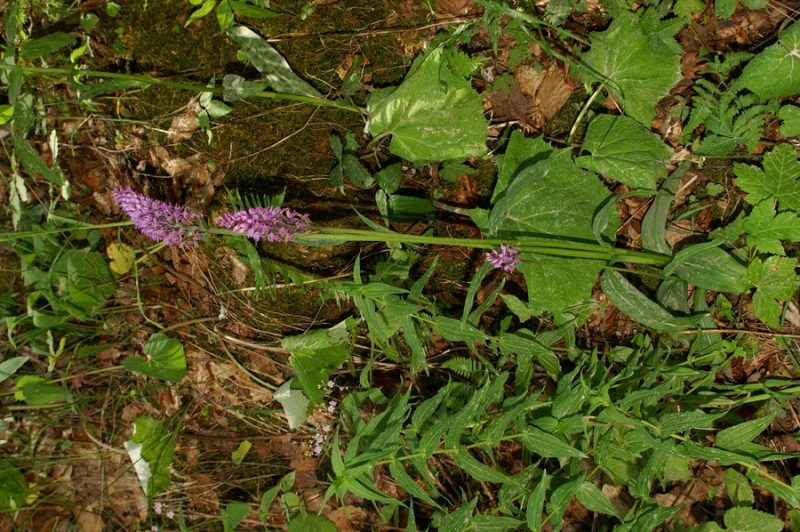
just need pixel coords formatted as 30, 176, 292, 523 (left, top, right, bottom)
711, 201, 800, 255
577, 114, 671, 189
739, 21, 800, 101
122, 333, 187, 383
581, 11, 682, 126
734, 143, 800, 211
366, 46, 488, 162
488, 150, 617, 321
748, 256, 799, 328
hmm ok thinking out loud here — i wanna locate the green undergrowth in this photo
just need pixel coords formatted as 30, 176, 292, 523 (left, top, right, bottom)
2, 0, 800, 530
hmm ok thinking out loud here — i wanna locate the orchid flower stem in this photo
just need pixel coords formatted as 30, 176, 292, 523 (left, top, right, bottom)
0, 64, 366, 115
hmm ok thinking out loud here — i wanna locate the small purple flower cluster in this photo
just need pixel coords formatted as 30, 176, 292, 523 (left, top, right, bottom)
485, 244, 521, 273
214, 206, 310, 242
112, 187, 203, 246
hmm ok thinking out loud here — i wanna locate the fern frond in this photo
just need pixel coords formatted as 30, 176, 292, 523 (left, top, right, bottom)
442, 357, 483, 379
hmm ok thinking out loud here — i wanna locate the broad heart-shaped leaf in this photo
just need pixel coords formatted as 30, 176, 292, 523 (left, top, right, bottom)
226, 25, 321, 98
365, 46, 488, 162
492, 131, 553, 203
734, 143, 800, 212
122, 333, 187, 383
488, 150, 617, 321
274, 380, 310, 429
282, 322, 351, 404
748, 255, 799, 328
739, 21, 800, 100
577, 114, 671, 189
581, 11, 681, 127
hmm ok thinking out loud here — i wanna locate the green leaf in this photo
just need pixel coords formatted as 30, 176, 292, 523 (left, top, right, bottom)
577, 114, 671, 189
779, 105, 800, 137
716, 416, 774, 451
366, 46, 487, 162
226, 25, 321, 98
0, 461, 27, 510
582, 11, 682, 126
185, 0, 217, 27
452, 450, 512, 484
715, 0, 736, 18
489, 150, 616, 320
576, 481, 621, 518
283, 322, 351, 403
259, 471, 294, 522
15, 377, 73, 405
521, 426, 585, 459
0, 104, 13, 126
739, 21, 800, 100
440, 497, 478, 532
288, 513, 337, 532
122, 333, 187, 383
125, 415, 175, 495
231, 440, 251, 465
601, 271, 707, 332
19, 32, 76, 60
492, 131, 552, 203
748, 256, 799, 328
222, 74, 267, 102
229, 0, 280, 19
526, 471, 549, 531
723, 468, 755, 505
0, 356, 28, 384
221, 502, 251, 532
724, 507, 783, 532
215, 0, 233, 31
713, 201, 800, 255
641, 164, 685, 254
674, 0, 705, 20
734, 143, 800, 211
389, 461, 440, 507
273, 380, 309, 429
667, 244, 750, 293
48, 249, 116, 319
375, 163, 402, 194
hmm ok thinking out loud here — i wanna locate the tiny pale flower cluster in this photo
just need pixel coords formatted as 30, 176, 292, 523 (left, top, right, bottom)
485, 244, 521, 273
112, 187, 203, 246
309, 380, 337, 457
152, 501, 175, 520
215, 206, 310, 242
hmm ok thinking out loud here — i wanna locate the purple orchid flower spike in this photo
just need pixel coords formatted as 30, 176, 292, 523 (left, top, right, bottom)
215, 206, 310, 242
112, 187, 203, 246
485, 244, 521, 273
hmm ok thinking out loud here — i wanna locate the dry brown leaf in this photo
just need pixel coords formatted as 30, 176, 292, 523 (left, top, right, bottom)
327, 505, 372, 531
186, 473, 220, 511
75, 511, 103, 532
168, 99, 202, 141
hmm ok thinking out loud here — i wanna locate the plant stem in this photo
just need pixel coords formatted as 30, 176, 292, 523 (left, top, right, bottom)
568, 83, 604, 145
0, 64, 366, 115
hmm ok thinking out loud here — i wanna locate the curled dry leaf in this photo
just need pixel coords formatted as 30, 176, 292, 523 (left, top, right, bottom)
168, 98, 202, 142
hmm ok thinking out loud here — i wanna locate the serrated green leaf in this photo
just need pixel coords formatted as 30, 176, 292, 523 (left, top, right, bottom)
658, 410, 725, 435
717, 201, 800, 255
440, 497, 478, 532
735, 143, 800, 211
739, 21, 800, 100
366, 47, 487, 162
226, 25, 321, 98
123, 333, 187, 382
526, 471, 548, 531
715, 0, 736, 18
601, 271, 707, 332
582, 11, 682, 126
748, 255, 799, 328
577, 114, 671, 189
724, 507, 783, 532
489, 150, 616, 321
389, 460, 440, 507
